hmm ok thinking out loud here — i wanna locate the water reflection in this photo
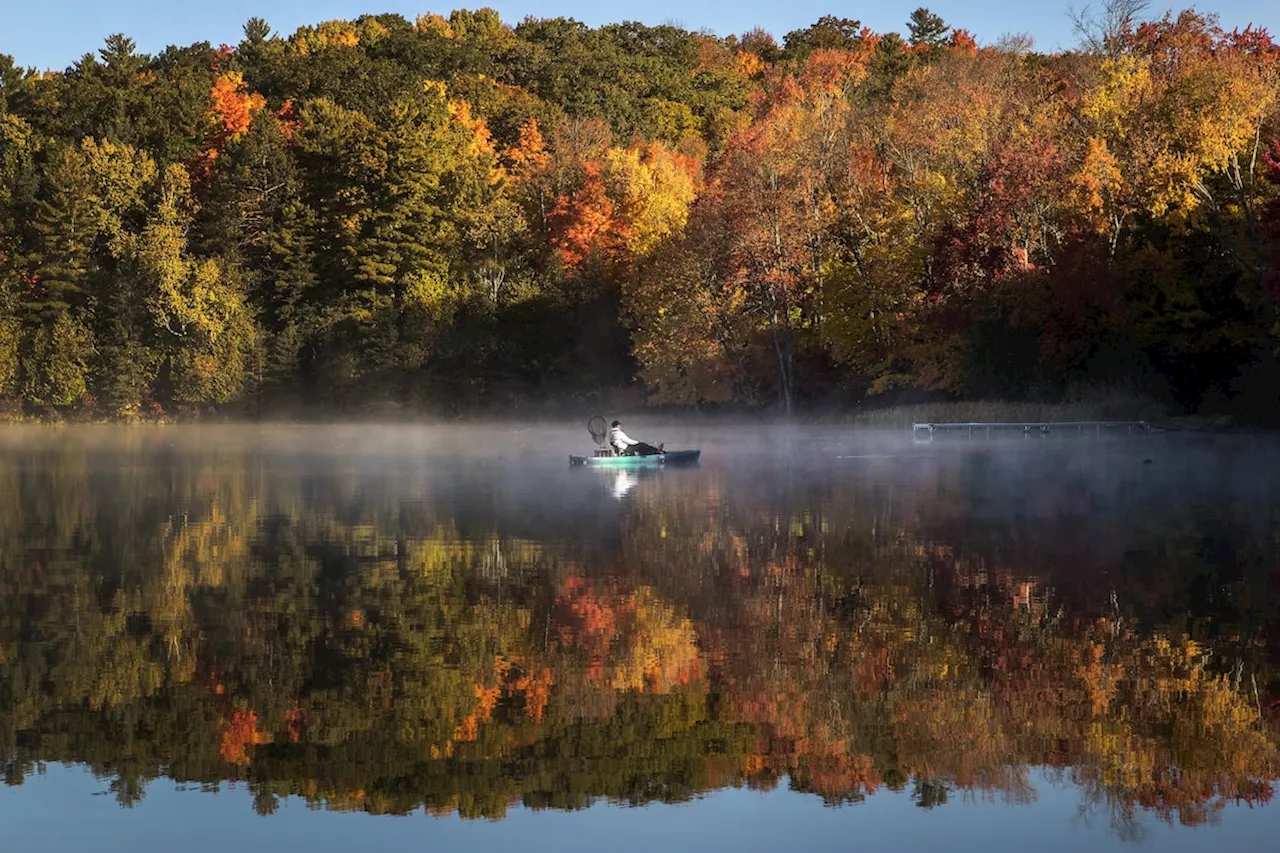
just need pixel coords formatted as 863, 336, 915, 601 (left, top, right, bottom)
609, 470, 639, 500
0, 428, 1277, 837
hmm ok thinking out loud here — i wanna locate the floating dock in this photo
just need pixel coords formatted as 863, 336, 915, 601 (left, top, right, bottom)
912, 420, 1152, 439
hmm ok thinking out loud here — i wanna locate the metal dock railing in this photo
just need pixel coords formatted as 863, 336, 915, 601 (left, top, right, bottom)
912, 420, 1152, 439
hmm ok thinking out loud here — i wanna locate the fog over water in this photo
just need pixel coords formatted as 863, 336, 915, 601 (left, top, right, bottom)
1, 423, 1278, 851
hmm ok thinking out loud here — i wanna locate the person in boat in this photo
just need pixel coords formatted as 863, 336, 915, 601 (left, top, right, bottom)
609, 420, 663, 456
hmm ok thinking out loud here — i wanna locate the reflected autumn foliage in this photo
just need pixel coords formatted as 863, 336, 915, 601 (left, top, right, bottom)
1, 431, 1278, 831
555, 577, 702, 691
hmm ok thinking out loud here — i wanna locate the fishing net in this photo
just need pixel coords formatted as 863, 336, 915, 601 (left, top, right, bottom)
587, 416, 608, 448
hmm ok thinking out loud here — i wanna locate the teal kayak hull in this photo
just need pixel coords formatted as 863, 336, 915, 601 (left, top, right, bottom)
570, 450, 700, 467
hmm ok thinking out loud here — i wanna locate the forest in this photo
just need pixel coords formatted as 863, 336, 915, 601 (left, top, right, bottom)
2, 435, 1278, 826
1, 2, 1279, 418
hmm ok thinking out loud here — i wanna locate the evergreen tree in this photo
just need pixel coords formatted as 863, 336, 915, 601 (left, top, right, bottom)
907, 8, 950, 49
29, 144, 99, 320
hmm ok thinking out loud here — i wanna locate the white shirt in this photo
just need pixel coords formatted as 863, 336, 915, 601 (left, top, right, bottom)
609, 426, 637, 453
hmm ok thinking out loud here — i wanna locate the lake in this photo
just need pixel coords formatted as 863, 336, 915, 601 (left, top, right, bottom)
1, 423, 1277, 851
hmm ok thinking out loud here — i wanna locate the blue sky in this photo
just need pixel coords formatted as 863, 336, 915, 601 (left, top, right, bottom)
4, 763, 1278, 853
1, 1, 1276, 71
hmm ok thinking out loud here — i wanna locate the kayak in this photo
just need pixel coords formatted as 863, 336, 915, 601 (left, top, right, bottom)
569, 449, 701, 467
569, 450, 700, 467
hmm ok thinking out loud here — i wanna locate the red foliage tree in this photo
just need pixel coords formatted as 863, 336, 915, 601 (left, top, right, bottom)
548, 161, 622, 272
1264, 139, 1280, 299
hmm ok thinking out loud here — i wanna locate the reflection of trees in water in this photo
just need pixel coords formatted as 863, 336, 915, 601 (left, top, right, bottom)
0, 439, 1278, 831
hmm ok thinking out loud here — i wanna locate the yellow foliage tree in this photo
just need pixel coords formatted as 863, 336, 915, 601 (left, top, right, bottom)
601, 140, 700, 258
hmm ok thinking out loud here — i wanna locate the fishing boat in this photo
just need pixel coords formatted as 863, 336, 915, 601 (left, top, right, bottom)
569, 416, 700, 467
569, 449, 701, 467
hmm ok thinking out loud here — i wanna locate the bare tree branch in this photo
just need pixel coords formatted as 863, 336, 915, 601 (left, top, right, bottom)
1068, 0, 1150, 58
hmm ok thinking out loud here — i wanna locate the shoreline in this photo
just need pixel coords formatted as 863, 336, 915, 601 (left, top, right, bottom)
0, 402, 1243, 432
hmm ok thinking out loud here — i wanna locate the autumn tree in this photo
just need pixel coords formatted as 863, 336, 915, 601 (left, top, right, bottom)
1069, 11, 1278, 247
1, 10, 1280, 416
784, 16, 867, 57
137, 164, 258, 406
626, 186, 762, 404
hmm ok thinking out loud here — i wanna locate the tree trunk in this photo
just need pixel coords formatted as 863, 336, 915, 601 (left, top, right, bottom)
771, 309, 794, 417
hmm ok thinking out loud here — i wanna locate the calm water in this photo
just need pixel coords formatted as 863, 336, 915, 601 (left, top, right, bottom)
1, 424, 1278, 851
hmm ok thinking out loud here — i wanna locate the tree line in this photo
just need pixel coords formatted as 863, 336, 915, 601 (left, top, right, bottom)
1, 3, 1279, 418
